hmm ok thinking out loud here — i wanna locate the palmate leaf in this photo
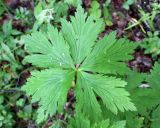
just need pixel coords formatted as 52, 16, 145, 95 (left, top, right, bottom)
22, 5, 136, 124
76, 71, 136, 121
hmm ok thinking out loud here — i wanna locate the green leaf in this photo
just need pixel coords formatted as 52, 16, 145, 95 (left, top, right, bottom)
34, 3, 43, 19
64, 0, 82, 6
148, 62, 160, 90
103, 4, 113, 26
0, 6, 5, 15
61, 6, 103, 64
126, 71, 147, 90
81, 32, 136, 75
1, 42, 17, 65
24, 25, 74, 69
123, 3, 129, 10
54, 2, 68, 22
123, 0, 134, 10
93, 120, 110, 128
109, 120, 126, 128
76, 71, 102, 122
22, 68, 74, 122
76, 71, 136, 121
151, 105, 160, 128
126, 0, 134, 5
2, 20, 12, 37
131, 89, 160, 116
89, 1, 101, 20
68, 113, 125, 128
125, 65, 160, 116
0, 96, 4, 104
140, 33, 160, 57
94, 120, 126, 128
126, 112, 143, 128
68, 113, 90, 128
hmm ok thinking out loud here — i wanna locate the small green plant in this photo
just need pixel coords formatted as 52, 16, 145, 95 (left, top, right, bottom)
126, 3, 160, 32
22, 6, 137, 125
0, 1, 8, 15
0, 20, 23, 72
123, 0, 135, 10
102, 0, 113, 26
14, 7, 31, 24
33, 0, 82, 30
89, 1, 102, 21
0, 96, 15, 127
140, 31, 160, 57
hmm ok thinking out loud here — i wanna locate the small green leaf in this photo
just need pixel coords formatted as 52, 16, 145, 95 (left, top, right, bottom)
89, 1, 101, 20
2, 20, 12, 37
